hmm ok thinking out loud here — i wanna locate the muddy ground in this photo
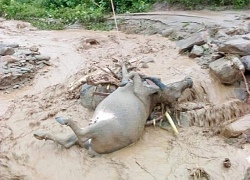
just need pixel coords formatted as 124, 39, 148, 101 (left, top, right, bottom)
1, 11, 250, 180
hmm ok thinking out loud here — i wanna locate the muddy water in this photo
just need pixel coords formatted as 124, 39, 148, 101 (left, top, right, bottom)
0, 16, 250, 180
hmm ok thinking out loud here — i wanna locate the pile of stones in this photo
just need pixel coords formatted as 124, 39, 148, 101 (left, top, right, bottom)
0, 43, 51, 90
175, 27, 250, 138
176, 27, 250, 88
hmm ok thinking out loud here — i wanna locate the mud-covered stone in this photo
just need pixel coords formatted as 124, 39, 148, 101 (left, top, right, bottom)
215, 29, 229, 39
0, 42, 51, 90
1, 55, 18, 64
29, 46, 39, 52
176, 31, 209, 53
218, 38, 250, 56
189, 45, 204, 58
35, 55, 51, 61
244, 167, 250, 180
162, 28, 174, 37
0, 47, 15, 56
225, 27, 248, 36
222, 114, 250, 138
209, 57, 244, 84
240, 55, 250, 71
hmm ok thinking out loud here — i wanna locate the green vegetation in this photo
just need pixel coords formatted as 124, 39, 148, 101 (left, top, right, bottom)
0, 0, 249, 30
0, 0, 156, 30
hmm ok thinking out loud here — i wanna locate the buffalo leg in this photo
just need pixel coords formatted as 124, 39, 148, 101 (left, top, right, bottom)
55, 117, 100, 147
33, 132, 79, 148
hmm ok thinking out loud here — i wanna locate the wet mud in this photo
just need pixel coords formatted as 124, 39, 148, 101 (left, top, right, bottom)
0, 11, 250, 180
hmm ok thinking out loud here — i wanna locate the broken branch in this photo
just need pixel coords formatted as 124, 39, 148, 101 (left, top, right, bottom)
165, 112, 179, 134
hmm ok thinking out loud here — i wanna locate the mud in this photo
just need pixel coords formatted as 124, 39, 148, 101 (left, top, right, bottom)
0, 11, 250, 180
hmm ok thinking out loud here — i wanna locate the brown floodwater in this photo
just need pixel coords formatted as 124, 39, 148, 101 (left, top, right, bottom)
0, 11, 250, 180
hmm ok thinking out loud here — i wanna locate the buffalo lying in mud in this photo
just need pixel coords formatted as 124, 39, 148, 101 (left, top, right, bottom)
34, 64, 193, 156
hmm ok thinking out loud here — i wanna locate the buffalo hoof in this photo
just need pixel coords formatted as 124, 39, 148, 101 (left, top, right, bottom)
55, 117, 69, 125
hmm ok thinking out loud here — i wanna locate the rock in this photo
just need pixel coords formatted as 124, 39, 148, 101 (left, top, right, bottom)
218, 38, 250, 56
25, 56, 36, 62
202, 44, 210, 51
140, 62, 149, 68
85, 38, 99, 45
211, 52, 224, 60
242, 33, 250, 40
16, 23, 28, 29
0, 47, 15, 56
240, 55, 250, 71
244, 167, 250, 180
140, 57, 155, 63
34, 55, 51, 61
20, 67, 32, 72
209, 57, 244, 84
225, 27, 248, 36
176, 31, 209, 54
215, 29, 229, 39
13, 84, 20, 89
189, 45, 204, 58
162, 28, 174, 37
222, 114, 250, 138
41, 60, 52, 66
6, 43, 19, 48
29, 45, 39, 52
1, 55, 18, 64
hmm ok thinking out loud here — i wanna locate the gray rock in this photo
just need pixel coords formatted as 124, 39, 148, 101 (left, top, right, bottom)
13, 84, 20, 89
140, 62, 149, 68
189, 45, 204, 58
0, 47, 15, 56
41, 60, 52, 66
240, 55, 250, 71
20, 67, 31, 72
34, 55, 51, 61
25, 56, 36, 62
222, 114, 250, 138
209, 57, 244, 84
218, 38, 250, 56
176, 31, 209, 53
234, 87, 248, 102
242, 33, 250, 40
225, 27, 248, 36
215, 29, 229, 39
6, 43, 19, 48
29, 45, 39, 52
162, 28, 174, 37
202, 44, 210, 51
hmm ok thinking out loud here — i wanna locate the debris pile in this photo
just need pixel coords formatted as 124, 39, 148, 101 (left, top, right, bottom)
0, 43, 51, 90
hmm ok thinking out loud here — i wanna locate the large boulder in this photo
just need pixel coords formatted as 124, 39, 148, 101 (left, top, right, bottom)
209, 57, 245, 84
222, 114, 250, 138
218, 38, 250, 56
176, 31, 209, 54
